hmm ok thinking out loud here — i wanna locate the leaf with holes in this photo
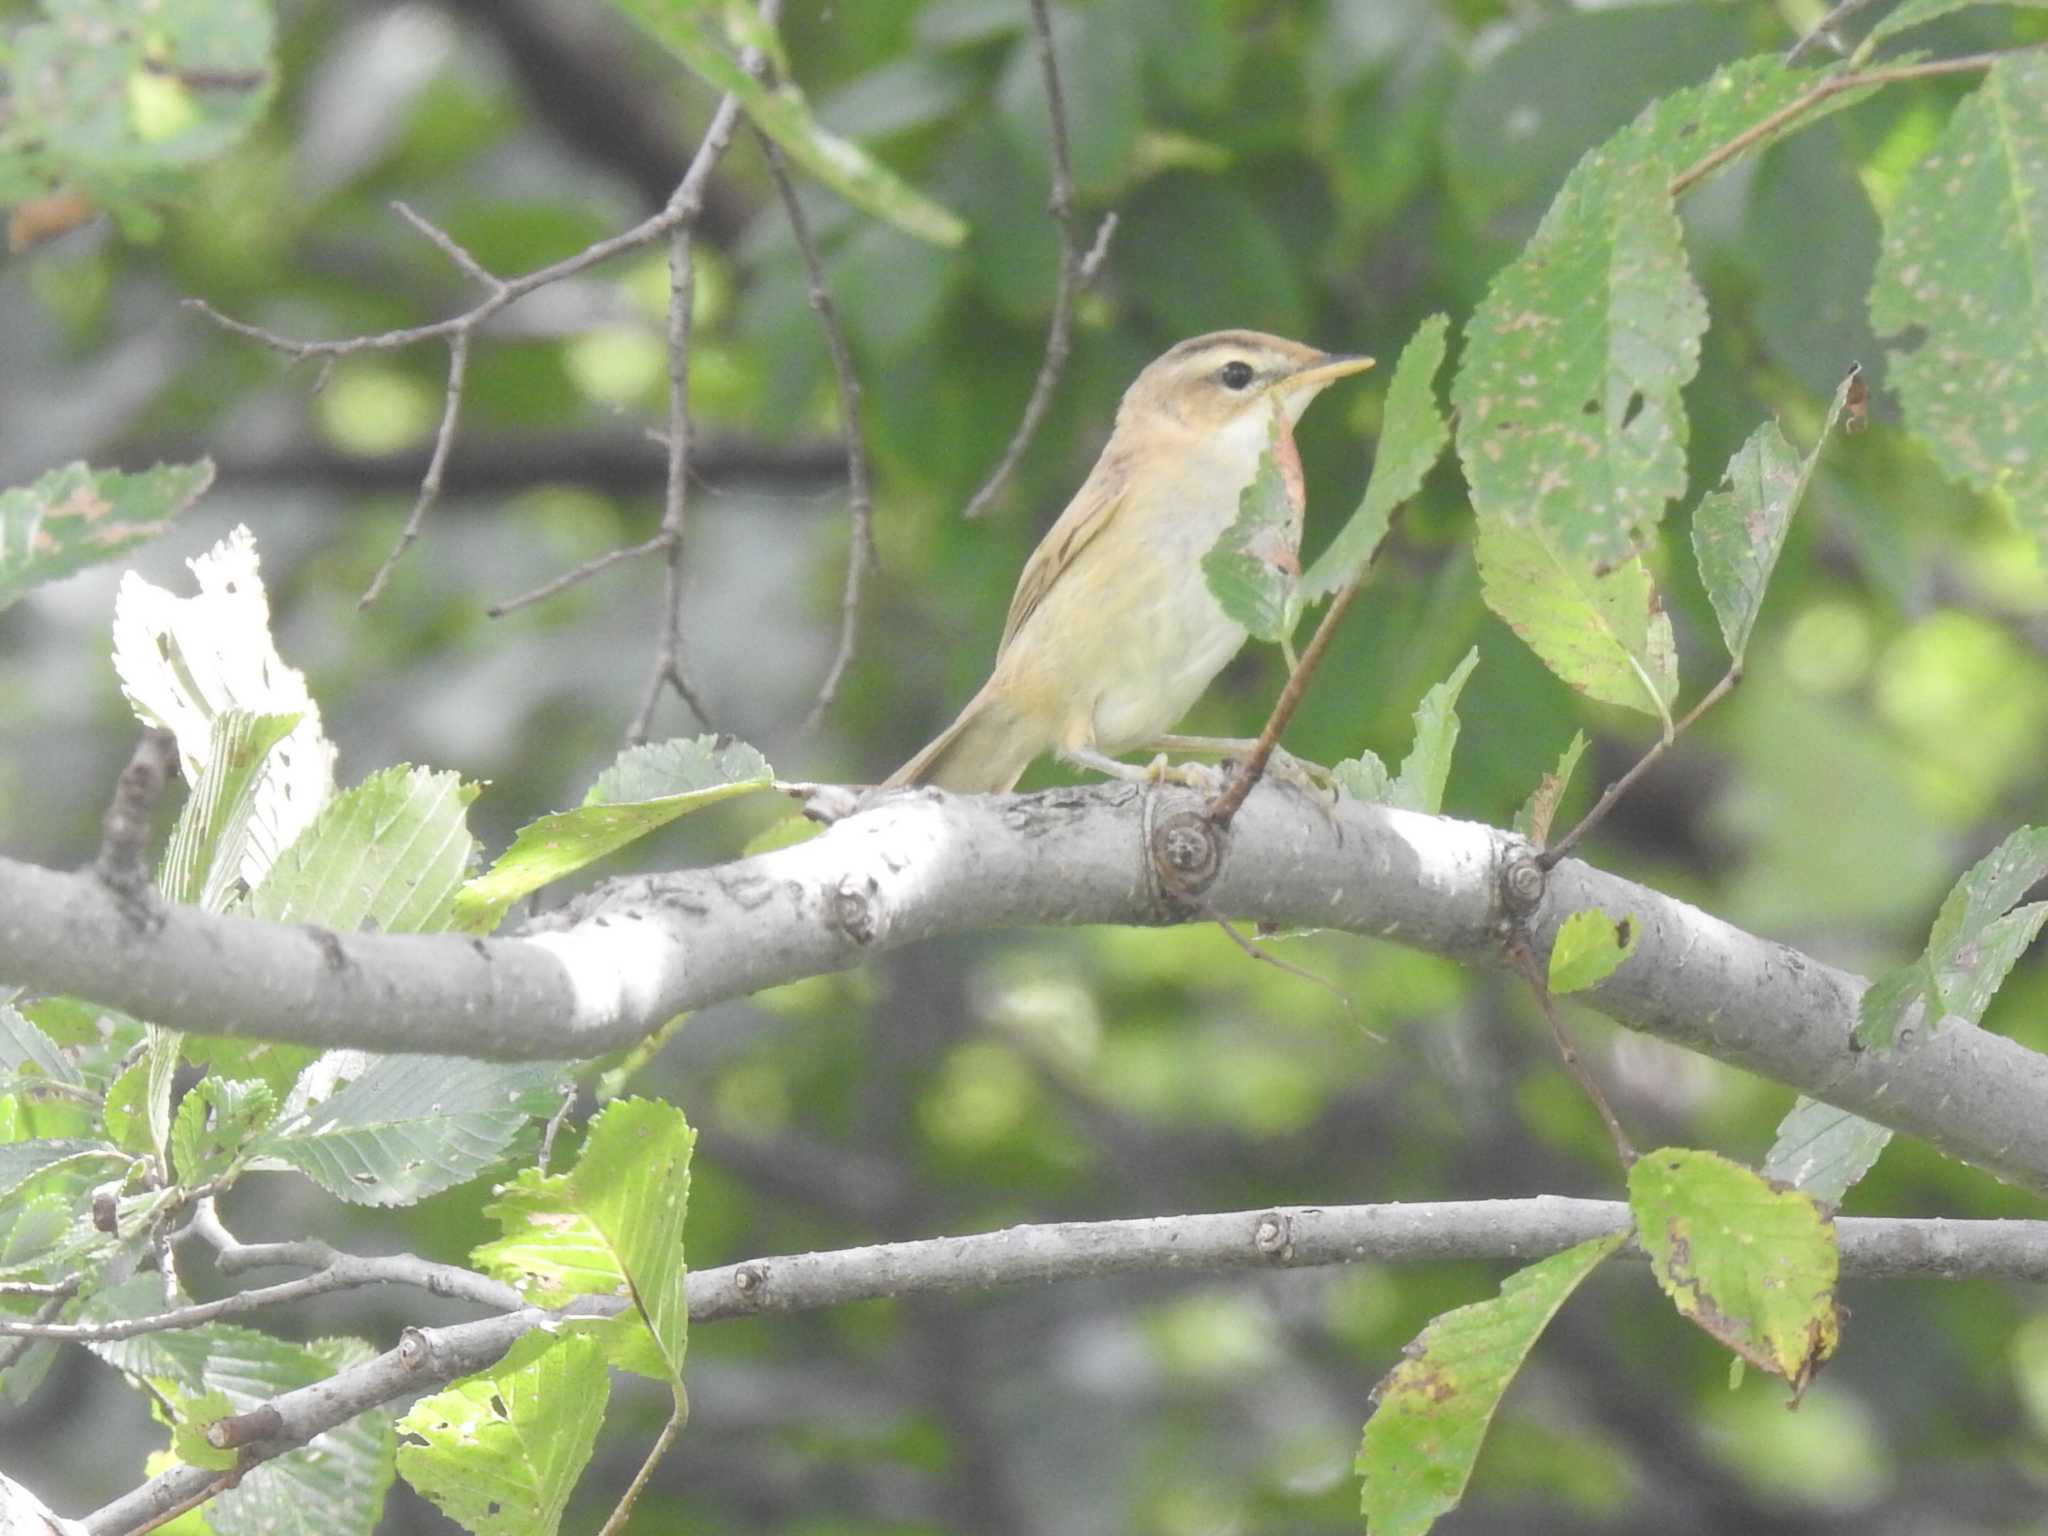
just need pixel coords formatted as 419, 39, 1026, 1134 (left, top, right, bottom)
1548, 907, 1639, 994
1203, 418, 1303, 644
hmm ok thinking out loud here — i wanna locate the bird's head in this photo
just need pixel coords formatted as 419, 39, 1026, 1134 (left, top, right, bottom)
1118, 330, 1375, 442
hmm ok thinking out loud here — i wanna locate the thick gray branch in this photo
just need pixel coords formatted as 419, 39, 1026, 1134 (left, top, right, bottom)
4, 782, 2047, 1189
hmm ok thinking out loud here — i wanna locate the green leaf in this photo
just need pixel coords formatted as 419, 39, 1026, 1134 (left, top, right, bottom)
397, 1329, 609, 1536
473, 1100, 696, 1386
1871, 54, 2048, 556
1390, 647, 1479, 815
0, 460, 211, 611
257, 1057, 564, 1207
1547, 908, 1640, 994
247, 766, 480, 934
1301, 315, 1449, 602
1452, 116, 1705, 567
1473, 518, 1678, 721
1628, 1147, 1840, 1392
603, 0, 966, 246
1201, 418, 1302, 644
158, 709, 301, 911
1857, 825, 2048, 1048
1330, 751, 1392, 805
169, 1077, 275, 1187
171, 1388, 240, 1472
0, 1003, 79, 1087
0, 1139, 124, 1202
1692, 373, 1856, 664
1762, 1097, 1894, 1207
1357, 1230, 1627, 1536
455, 735, 774, 933
1512, 730, 1589, 846
1868, 0, 2048, 46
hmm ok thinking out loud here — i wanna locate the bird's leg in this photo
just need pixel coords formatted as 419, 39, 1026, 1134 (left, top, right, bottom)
1146, 734, 1335, 792
1058, 745, 1228, 792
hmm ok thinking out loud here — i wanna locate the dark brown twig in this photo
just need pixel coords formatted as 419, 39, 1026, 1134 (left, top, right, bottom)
755, 131, 877, 733
1507, 939, 1636, 1169
961, 0, 1117, 520
1538, 669, 1739, 869
94, 728, 178, 906
1205, 579, 1365, 830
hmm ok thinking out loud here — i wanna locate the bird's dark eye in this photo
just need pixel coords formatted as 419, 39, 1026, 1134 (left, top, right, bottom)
1219, 360, 1255, 390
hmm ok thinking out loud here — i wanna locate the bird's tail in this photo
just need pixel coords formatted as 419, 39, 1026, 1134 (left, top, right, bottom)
884, 687, 1044, 793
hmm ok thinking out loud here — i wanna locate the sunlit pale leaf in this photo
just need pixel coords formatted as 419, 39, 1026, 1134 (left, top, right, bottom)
568, 1098, 693, 1387
1358, 1230, 1626, 1535
0, 460, 211, 612
1547, 907, 1639, 994
1473, 518, 1677, 720
1871, 54, 2048, 555
1762, 1097, 1894, 1206
1629, 1147, 1840, 1393
604, 0, 966, 246
1301, 316, 1445, 603
397, 1329, 608, 1536
455, 735, 773, 934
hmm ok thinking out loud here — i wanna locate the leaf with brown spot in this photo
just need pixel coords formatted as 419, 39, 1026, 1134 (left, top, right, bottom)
0, 460, 213, 612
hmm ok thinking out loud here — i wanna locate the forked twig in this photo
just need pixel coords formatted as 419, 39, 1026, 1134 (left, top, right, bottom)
961, 0, 1117, 520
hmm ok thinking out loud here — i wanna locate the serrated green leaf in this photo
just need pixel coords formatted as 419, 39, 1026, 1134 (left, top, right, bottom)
604, 0, 965, 246
397, 1329, 609, 1536
159, 709, 301, 911
1512, 730, 1589, 846
171, 1388, 240, 1471
1473, 517, 1677, 720
1547, 907, 1640, 994
1762, 1097, 1894, 1206
0, 1003, 78, 1087
1693, 374, 1856, 664
1202, 419, 1301, 644
1453, 121, 1704, 566
1872, 54, 2048, 556
1358, 1230, 1626, 1535
247, 766, 480, 934
0, 1139, 124, 1202
258, 1057, 564, 1207
0, 460, 211, 611
169, 1078, 275, 1187
1868, 0, 2048, 46
1391, 647, 1479, 815
1301, 315, 1447, 602
1331, 750, 1393, 805
455, 734, 774, 934
569, 1098, 693, 1387
473, 1170, 628, 1306
1628, 1147, 1840, 1392
1858, 825, 2048, 1047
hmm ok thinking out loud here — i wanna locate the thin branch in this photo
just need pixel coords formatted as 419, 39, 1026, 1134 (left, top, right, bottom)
594, 1399, 686, 1536
0, 1281, 79, 1374
1539, 668, 1739, 869
961, 0, 1117, 520
1507, 938, 1636, 1167
486, 532, 671, 619
756, 133, 877, 733
1785, 0, 1883, 63
1206, 578, 1365, 829
357, 327, 470, 608
1668, 48, 2029, 200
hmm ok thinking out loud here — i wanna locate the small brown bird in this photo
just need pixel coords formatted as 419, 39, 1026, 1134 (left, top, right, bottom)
887, 330, 1374, 793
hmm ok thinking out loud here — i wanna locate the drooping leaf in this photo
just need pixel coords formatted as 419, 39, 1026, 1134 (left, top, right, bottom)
1473, 518, 1678, 721
1628, 1147, 1840, 1394
1202, 418, 1302, 644
1301, 316, 1446, 603
1512, 730, 1589, 846
1762, 1097, 1895, 1207
0, 460, 212, 612
397, 1329, 608, 1536
1357, 1230, 1627, 1535
1857, 825, 2048, 1048
112, 526, 337, 891
1547, 907, 1639, 994
1693, 373, 1857, 665
1871, 53, 2048, 556
603, 0, 966, 246
455, 735, 774, 934
256, 1056, 565, 1207
247, 766, 480, 935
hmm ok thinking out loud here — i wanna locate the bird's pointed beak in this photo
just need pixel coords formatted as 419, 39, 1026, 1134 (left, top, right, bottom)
1284, 351, 1376, 394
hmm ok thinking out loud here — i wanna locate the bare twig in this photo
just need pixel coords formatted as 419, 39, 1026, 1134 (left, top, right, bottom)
1785, 0, 1882, 63
755, 132, 877, 732
487, 532, 670, 618
1507, 939, 1636, 1168
357, 328, 471, 608
1539, 669, 1740, 869
1206, 580, 1365, 829
1668, 48, 2028, 200
595, 1400, 686, 1536
961, 0, 1116, 520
